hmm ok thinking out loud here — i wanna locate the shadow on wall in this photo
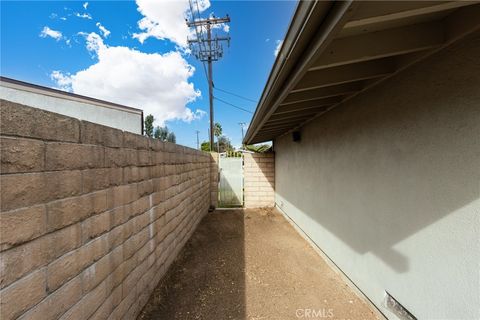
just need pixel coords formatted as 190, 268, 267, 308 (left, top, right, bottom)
138, 210, 246, 319
218, 177, 242, 208
274, 36, 480, 274
210, 152, 219, 208
218, 157, 243, 207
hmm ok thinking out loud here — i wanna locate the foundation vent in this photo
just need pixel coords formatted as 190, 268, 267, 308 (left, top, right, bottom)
383, 292, 416, 320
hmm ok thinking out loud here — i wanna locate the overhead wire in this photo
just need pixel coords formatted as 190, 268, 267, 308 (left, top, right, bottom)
214, 96, 253, 114
188, 0, 209, 83
214, 87, 258, 103
189, 0, 252, 117
194, 0, 210, 83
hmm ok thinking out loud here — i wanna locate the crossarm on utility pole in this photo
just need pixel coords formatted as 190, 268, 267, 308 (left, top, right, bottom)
186, 16, 230, 27
186, 0, 230, 151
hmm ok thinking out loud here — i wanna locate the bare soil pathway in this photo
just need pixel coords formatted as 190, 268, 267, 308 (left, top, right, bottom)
138, 208, 380, 320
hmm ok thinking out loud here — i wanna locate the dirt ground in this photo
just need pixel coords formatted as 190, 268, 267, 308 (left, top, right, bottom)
138, 208, 381, 320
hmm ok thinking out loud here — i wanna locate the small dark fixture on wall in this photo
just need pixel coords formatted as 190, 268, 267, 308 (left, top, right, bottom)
383, 291, 416, 320
292, 131, 301, 142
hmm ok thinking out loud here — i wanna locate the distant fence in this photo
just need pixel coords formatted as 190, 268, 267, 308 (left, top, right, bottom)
220, 150, 243, 158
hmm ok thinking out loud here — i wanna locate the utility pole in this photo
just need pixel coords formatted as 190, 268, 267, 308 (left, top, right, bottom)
187, 0, 230, 151
239, 122, 246, 149
195, 130, 200, 150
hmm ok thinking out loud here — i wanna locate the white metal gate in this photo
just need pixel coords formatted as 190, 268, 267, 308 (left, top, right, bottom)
218, 153, 243, 207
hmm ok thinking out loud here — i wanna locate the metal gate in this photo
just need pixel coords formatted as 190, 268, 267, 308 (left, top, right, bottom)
218, 153, 243, 207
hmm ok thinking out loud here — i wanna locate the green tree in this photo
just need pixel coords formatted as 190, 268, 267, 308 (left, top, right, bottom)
245, 144, 271, 153
217, 135, 233, 152
167, 132, 176, 143
144, 114, 154, 137
201, 141, 211, 152
201, 137, 231, 152
153, 126, 160, 139
154, 126, 169, 140
153, 125, 176, 143
213, 122, 222, 152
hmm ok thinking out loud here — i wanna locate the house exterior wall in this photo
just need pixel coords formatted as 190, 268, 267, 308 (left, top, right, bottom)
274, 37, 480, 319
0, 101, 214, 320
243, 153, 275, 208
0, 84, 142, 134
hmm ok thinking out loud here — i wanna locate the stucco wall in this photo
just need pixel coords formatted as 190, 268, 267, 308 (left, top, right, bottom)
274, 37, 480, 319
0, 85, 142, 134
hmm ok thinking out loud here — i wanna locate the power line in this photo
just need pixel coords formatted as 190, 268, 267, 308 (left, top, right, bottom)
201, 62, 209, 83
214, 87, 258, 103
214, 96, 253, 114
187, 0, 209, 84
187, 0, 230, 148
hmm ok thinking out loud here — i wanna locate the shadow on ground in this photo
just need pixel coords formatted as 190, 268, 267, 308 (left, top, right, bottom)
138, 208, 379, 320
138, 210, 246, 320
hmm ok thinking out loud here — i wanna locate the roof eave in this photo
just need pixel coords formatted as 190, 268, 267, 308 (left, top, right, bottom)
244, 0, 348, 144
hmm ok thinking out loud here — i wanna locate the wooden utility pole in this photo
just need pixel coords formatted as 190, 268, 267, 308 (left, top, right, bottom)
187, 0, 230, 150
239, 122, 246, 149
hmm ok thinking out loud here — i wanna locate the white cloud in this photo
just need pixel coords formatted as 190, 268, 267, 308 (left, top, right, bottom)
51, 32, 204, 125
50, 70, 73, 91
39, 26, 63, 41
274, 39, 283, 57
187, 109, 207, 121
96, 22, 111, 38
75, 12, 92, 19
133, 0, 211, 47
83, 2, 89, 10
211, 22, 229, 33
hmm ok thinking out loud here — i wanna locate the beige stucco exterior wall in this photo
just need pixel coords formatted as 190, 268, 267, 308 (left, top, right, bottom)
274, 37, 480, 319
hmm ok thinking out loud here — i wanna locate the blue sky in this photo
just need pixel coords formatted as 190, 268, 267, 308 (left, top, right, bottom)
1, 0, 296, 148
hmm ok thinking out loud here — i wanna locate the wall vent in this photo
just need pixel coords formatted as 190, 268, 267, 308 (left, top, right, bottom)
383, 292, 416, 320
292, 131, 301, 142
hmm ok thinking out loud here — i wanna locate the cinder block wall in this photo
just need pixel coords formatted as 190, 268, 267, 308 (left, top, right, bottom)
243, 153, 275, 208
0, 100, 213, 320
210, 152, 219, 208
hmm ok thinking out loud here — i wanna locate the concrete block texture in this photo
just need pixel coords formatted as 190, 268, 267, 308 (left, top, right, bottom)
243, 153, 275, 208
0, 100, 80, 143
0, 102, 214, 320
210, 152, 219, 208
0, 137, 45, 174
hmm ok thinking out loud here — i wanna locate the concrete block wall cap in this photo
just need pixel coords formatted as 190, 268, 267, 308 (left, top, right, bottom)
1, 100, 81, 143
123, 131, 149, 150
